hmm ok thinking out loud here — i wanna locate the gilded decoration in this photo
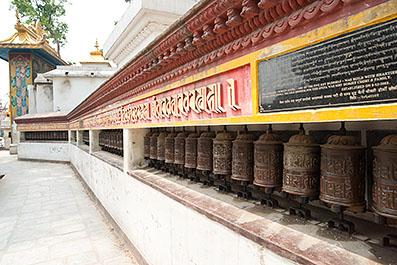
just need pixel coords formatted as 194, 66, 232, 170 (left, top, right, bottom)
0, 17, 63, 64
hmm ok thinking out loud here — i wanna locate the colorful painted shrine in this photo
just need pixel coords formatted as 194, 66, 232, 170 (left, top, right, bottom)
0, 18, 66, 121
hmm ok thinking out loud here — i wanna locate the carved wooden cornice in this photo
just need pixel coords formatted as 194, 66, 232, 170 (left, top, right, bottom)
64, 0, 365, 121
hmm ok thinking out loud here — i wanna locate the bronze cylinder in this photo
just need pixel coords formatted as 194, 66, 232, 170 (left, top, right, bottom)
185, 132, 200, 169
165, 132, 178, 164
320, 135, 366, 208
372, 135, 397, 218
157, 132, 167, 161
254, 129, 283, 188
174, 132, 189, 165
213, 130, 235, 175
283, 133, 320, 197
197, 131, 216, 171
231, 131, 255, 182
149, 132, 160, 160
144, 131, 153, 159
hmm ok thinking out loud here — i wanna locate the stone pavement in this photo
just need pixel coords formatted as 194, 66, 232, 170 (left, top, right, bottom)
0, 151, 138, 265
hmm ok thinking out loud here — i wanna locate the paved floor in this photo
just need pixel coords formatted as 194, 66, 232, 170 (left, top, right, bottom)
0, 151, 138, 265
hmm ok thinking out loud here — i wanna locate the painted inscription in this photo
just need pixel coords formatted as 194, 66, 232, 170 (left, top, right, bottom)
125, 79, 237, 122
83, 65, 251, 128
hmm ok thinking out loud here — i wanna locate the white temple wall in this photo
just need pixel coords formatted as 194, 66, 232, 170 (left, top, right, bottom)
52, 77, 108, 113
15, 135, 299, 265
18, 142, 70, 162
104, 0, 197, 67
36, 83, 54, 114
69, 144, 294, 265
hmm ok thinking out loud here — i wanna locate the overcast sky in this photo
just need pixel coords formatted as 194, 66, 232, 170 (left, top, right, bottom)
0, 0, 128, 105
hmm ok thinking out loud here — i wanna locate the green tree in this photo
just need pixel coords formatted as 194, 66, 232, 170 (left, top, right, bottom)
11, 0, 69, 55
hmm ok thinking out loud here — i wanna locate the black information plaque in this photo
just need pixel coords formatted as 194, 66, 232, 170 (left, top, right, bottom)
259, 18, 397, 113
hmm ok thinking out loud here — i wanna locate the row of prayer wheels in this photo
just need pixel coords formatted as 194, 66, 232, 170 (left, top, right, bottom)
143, 125, 397, 221
99, 129, 124, 156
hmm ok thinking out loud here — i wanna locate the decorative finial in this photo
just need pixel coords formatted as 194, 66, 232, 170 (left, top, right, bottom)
95, 39, 99, 51
89, 39, 103, 57
15, 10, 21, 25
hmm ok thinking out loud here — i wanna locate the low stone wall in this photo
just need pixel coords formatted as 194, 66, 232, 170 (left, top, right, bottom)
69, 145, 298, 265
17, 142, 379, 265
18, 142, 70, 162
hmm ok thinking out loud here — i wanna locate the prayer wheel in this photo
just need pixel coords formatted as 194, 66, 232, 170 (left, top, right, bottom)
157, 132, 167, 161
165, 132, 178, 164
320, 132, 366, 208
149, 131, 160, 160
213, 130, 235, 175
185, 131, 200, 169
144, 131, 153, 159
174, 132, 189, 165
197, 131, 216, 171
254, 127, 283, 189
372, 135, 397, 218
283, 127, 320, 197
231, 130, 255, 182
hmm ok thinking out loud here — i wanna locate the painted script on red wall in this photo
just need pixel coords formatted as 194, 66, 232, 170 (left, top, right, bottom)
83, 65, 251, 128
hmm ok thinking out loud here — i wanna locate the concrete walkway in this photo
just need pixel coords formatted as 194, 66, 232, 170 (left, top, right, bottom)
0, 151, 138, 265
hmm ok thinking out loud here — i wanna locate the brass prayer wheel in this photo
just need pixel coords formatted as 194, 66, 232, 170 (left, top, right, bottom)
174, 131, 189, 165
144, 131, 153, 159
320, 132, 366, 208
231, 129, 255, 182
185, 131, 200, 169
283, 126, 320, 197
149, 131, 160, 160
213, 129, 235, 175
197, 131, 216, 171
157, 132, 167, 161
254, 126, 283, 188
165, 132, 178, 164
372, 135, 397, 218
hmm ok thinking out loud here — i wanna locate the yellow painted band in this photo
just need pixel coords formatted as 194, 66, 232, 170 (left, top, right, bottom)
67, 0, 397, 130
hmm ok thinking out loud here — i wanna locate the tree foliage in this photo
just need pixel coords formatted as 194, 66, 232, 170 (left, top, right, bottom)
11, 0, 69, 54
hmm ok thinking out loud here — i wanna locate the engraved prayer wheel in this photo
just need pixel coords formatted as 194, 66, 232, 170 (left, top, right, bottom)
165, 132, 178, 164
197, 131, 216, 171
283, 127, 320, 197
320, 133, 366, 208
231, 130, 255, 182
174, 132, 189, 165
213, 130, 235, 175
185, 131, 200, 169
144, 131, 153, 159
372, 135, 397, 218
149, 131, 160, 160
254, 127, 283, 188
157, 132, 167, 161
